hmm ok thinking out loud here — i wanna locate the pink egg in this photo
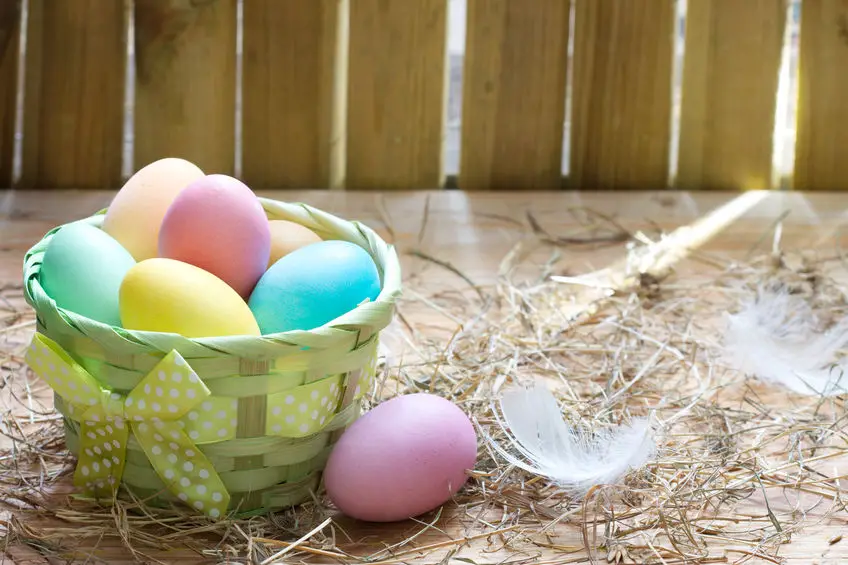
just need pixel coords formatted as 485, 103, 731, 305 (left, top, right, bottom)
158, 174, 270, 298
323, 393, 477, 522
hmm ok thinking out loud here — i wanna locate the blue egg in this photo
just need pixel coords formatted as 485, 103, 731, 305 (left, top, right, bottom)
248, 240, 382, 334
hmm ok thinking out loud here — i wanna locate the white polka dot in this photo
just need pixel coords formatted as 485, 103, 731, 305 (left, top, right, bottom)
178, 492, 188, 501
152, 402, 161, 412
69, 381, 77, 390
183, 461, 193, 472
74, 395, 82, 404
167, 388, 179, 398
92, 462, 100, 472
190, 431, 200, 440
168, 404, 178, 413
185, 449, 195, 457
271, 424, 282, 433
212, 492, 222, 502
299, 424, 309, 433
154, 420, 164, 428
216, 410, 226, 419
199, 469, 210, 479
320, 416, 326, 425
103, 459, 112, 468
231, 399, 238, 409
203, 421, 213, 430
230, 419, 237, 427
311, 410, 318, 420
170, 430, 179, 439
137, 399, 146, 410
154, 433, 164, 442
217, 429, 227, 438
112, 455, 120, 464
311, 390, 319, 400
104, 442, 113, 451
202, 401, 212, 412
299, 403, 307, 413
155, 387, 163, 397
194, 500, 204, 510
180, 477, 191, 487
81, 466, 90, 476
354, 385, 361, 396
105, 425, 113, 434
96, 428, 106, 436
86, 431, 96, 439
321, 397, 328, 406
125, 397, 133, 407
164, 469, 174, 479
114, 418, 124, 429
158, 370, 166, 381
186, 389, 196, 399
188, 411, 199, 421
89, 414, 100, 422
143, 384, 151, 395
94, 446, 102, 455
169, 442, 178, 451
112, 440, 120, 449
61, 367, 69, 375
196, 484, 207, 495
85, 448, 93, 456
167, 454, 177, 464
174, 356, 185, 366
88, 398, 97, 406
285, 415, 295, 424
171, 372, 182, 382
272, 406, 282, 416
210, 508, 220, 518
152, 446, 161, 455
285, 395, 295, 404
188, 372, 198, 383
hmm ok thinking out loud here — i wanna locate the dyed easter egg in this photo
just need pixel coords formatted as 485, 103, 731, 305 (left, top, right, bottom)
248, 240, 381, 334
323, 393, 478, 522
103, 157, 205, 261
267, 220, 322, 268
39, 222, 136, 326
158, 174, 271, 299
119, 258, 261, 338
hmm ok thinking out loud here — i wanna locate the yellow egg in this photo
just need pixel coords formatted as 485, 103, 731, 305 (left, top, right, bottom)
103, 158, 205, 261
267, 220, 322, 268
119, 258, 261, 338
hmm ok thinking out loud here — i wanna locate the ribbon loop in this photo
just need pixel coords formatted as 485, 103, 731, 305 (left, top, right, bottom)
25, 334, 230, 519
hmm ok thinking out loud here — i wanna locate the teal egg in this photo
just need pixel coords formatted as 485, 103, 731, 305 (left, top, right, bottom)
248, 240, 382, 334
39, 222, 136, 326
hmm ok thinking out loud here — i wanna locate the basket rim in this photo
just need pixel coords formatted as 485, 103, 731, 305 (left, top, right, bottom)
23, 196, 402, 356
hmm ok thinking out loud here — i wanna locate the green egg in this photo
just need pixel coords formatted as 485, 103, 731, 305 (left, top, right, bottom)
39, 222, 136, 326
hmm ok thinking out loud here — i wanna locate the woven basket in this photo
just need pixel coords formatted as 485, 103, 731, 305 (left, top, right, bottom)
22, 197, 401, 517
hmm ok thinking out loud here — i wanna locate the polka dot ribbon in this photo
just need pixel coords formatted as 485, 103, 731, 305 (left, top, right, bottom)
25, 333, 231, 519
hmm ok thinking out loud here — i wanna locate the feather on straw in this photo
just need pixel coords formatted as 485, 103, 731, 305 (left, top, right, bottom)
486, 382, 655, 495
723, 286, 848, 396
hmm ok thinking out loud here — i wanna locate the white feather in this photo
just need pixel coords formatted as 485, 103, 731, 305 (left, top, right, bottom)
723, 286, 848, 396
486, 382, 655, 495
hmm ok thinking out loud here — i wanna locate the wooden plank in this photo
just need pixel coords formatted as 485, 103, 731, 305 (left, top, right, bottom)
794, 0, 848, 190
20, 0, 125, 189
347, 0, 447, 190
677, 0, 786, 191
134, 0, 237, 175
570, 0, 675, 189
0, 0, 19, 186
242, 0, 341, 189
459, 0, 570, 190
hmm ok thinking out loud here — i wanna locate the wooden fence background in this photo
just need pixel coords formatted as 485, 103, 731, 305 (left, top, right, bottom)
0, 0, 843, 192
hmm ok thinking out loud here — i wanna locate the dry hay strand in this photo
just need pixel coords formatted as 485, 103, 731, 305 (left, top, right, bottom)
2, 216, 848, 564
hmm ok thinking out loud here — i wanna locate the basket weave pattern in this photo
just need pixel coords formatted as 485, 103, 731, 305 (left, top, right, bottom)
23, 198, 401, 516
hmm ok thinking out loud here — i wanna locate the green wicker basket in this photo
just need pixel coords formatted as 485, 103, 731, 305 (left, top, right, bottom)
22, 197, 401, 518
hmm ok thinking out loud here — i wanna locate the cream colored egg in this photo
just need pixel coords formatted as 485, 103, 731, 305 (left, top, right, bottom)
267, 220, 322, 268
103, 158, 205, 261
119, 258, 261, 338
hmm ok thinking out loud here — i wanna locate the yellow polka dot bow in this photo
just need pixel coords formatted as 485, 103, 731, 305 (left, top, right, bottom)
25, 333, 230, 519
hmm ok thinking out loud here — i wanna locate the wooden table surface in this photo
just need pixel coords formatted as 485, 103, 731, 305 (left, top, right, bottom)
2, 189, 848, 565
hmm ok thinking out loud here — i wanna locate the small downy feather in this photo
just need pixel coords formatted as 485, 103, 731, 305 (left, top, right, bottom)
486, 382, 655, 495
723, 286, 848, 396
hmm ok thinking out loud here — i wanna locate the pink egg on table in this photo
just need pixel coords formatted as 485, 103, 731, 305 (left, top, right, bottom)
323, 393, 478, 522
158, 174, 270, 299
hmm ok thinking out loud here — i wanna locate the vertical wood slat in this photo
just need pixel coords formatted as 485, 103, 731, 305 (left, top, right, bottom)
0, 0, 20, 186
134, 0, 237, 176
794, 0, 848, 190
570, 0, 675, 189
347, 0, 447, 190
242, 0, 341, 189
21, 0, 125, 188
677, 0, 786, 191
459, 0, 570, 190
